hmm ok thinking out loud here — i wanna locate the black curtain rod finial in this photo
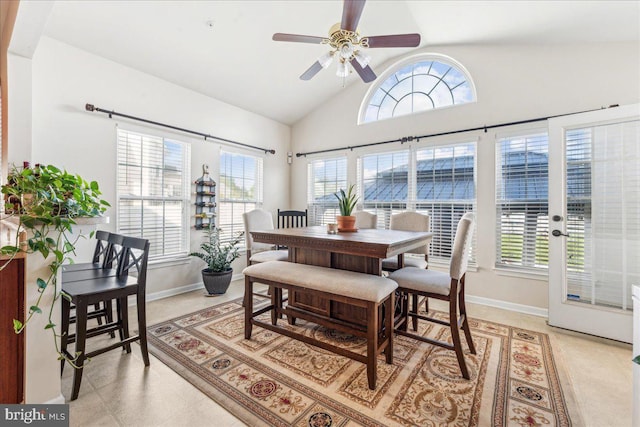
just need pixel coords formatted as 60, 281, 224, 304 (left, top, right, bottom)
85, 103, 95, 112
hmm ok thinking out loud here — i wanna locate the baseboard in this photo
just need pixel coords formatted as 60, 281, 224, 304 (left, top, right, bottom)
146, 282, 204, 302
44, 394, 66, 404
145, 274, 245, 302
467, 295, 548, 318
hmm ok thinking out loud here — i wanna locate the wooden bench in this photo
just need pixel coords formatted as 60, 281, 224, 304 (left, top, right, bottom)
243, 260, 397, 390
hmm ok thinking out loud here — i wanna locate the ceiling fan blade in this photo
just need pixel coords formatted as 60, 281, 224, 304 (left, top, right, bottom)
341, 0, 366, 32
366, 34, 421, 48
272, 33, 325, 44
350, 59, 376, 83
300, 61, 324, 81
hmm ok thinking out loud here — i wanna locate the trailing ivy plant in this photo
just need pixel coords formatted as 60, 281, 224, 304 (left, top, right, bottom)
0, 164, 110, 364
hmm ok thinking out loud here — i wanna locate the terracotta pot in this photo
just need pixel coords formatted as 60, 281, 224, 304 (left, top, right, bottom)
336, 215, 357, 232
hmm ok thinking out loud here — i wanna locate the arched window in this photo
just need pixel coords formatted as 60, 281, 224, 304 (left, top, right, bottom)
359, 54, 476, 124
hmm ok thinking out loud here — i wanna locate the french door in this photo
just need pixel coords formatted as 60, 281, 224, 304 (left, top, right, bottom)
548, 104, 640, 343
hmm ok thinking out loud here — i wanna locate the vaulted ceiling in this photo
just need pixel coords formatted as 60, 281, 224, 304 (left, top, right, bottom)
38, 0, 640, 125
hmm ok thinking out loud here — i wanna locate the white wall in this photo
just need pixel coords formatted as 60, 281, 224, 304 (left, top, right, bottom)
31, 37, 291, 294
14, 36, 290, 403
290, 42, 640, 311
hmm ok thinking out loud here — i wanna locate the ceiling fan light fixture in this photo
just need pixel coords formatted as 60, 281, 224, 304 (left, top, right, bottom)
354, 50, 371, 68
336, 60, 350, 77
318, 51, 334, 69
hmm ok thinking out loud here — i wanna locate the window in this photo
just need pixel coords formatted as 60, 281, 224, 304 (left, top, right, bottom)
307, 157, 347, 226
495, 132, 549, 271
357, 143, 476, 263
117, 129, 190, 259
414, 143, 476, 262
360, 55, 475, 124
358, 150, 410, 228
219, 151, 263, 247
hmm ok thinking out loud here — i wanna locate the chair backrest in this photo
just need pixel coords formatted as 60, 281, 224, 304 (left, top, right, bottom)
389, 212, 430, 254
91, 230, 111, 264
118, 236, 150, 292
277, 209, 308, 228
449, 212, 475, 280
354, 211, 377, 229
243, 209, 275, 253
103, 233, 125, 269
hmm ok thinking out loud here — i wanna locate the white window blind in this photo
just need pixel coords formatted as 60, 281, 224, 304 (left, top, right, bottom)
307, 157, 347, 226
495, 132, 549, 271
219, 151, 263, 247
566, 121, 640, 310
117, 129, 190, 259
358, 150, 410, 229
414, 143, 476, 263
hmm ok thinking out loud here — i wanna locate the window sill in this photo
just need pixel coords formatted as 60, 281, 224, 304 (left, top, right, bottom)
148, 255, 191, 270
493, 266, 548, 281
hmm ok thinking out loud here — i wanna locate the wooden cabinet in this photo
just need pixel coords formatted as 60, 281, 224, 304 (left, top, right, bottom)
0, 255, 25, 403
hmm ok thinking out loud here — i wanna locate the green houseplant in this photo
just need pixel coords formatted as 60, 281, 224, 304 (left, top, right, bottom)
334, 184, 359, 232
0, 163, 110, 364
189, 224, 243, 295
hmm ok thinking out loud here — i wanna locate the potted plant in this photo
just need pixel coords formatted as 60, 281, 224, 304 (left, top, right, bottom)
190, 224, 243, 295
1, 163, 109, 362
334, 184, 359, 232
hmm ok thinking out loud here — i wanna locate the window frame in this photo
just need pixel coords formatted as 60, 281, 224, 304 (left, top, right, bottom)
356, 140, 477, 266
218, 149, 264, 249
307, 155, 348, 226
116, 127, 191, 261
357, 149, 411, 229
358, 53, 477, 125
494, 129, 549, 273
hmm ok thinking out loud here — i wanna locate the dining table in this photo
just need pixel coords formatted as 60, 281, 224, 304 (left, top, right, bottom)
250, 226, 433, 326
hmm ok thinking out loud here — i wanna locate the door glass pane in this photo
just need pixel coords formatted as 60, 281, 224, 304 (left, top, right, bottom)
566, 120, 640, 310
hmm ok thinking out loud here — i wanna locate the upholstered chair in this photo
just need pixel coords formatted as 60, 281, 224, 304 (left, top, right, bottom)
242, 209, 288, 265
389, 212, 476, 379
353, 211, 378, 229
381, 212, 430, 271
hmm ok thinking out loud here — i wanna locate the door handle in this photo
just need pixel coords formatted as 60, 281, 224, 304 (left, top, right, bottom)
552, 230, 570, 237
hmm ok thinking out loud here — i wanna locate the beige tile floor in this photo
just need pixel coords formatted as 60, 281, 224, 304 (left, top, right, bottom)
64, 280, 634, 426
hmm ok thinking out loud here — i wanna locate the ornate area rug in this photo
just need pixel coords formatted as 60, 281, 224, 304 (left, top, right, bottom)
148, 299, 579, 426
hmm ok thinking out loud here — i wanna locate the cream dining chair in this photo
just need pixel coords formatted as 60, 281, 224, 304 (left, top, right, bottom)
242, 209, 288, 265
389, 212, 476, 379
381, 211, 430, 271
242, 209, 288, 307
353, 211, 378, 229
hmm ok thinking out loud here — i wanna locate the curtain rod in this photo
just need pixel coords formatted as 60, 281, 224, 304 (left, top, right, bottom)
295, 104, 619, 158
85, 103, 276, 155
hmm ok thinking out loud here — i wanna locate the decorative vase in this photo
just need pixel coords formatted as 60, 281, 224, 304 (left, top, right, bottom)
201, 268, 233, 295
336, 215, 357, 232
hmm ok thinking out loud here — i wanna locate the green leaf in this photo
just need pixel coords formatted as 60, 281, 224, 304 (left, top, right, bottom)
0, 245, 19, 255
45, 322, 56, 329
29, 305, 42, 314
633, 355, 640, 365
90, 181, 99, 191
37, 278, 47, 290
13, 319, 23, 332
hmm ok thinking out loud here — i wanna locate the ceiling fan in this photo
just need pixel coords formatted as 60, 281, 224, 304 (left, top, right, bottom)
272, 0, 421, 83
